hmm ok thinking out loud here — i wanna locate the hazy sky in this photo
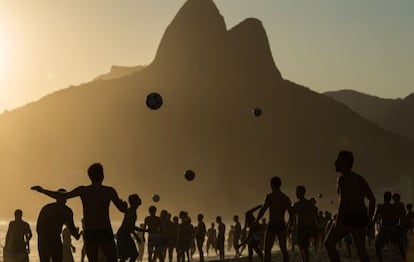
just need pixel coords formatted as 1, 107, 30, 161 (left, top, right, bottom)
1, 0, 413, 112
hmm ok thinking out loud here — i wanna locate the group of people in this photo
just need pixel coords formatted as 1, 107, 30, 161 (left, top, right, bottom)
2, 151, 414, 262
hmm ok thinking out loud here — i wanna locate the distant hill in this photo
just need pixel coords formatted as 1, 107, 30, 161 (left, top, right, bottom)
0, 0, 413, 220
325, 90, 414, 141
94, 65, 145, 81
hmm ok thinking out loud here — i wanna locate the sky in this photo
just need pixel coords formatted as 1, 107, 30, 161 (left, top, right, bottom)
0, 0, 413, 112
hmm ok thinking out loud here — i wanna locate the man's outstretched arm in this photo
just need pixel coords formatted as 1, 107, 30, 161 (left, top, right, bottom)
31, 186, 82, 200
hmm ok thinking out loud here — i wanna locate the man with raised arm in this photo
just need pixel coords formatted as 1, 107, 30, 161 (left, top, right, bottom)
31, 163, 128, 262
324, 151, 375, 262
257, 176, 292, 262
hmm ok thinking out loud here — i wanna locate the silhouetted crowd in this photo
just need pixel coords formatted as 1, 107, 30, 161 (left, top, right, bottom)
2, 151, 414, 262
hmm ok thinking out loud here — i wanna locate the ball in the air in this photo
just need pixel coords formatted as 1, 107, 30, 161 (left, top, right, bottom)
152, 194, 160, 202
253, 108, 262, 117
184, 170, 195, 181
146, 92, 163, 110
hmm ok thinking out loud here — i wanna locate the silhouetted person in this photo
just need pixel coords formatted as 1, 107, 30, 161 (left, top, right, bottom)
206, 223, 217, 256
117, 194, 145, 262
289, 185, 317, 262
31, 162, 128, 262
374, 191, 406, 261
257, 176, 292, 262
324, 151, 375, 262
237, 205, 263, 262
216, 216, 225, 261
233, 215, 242, 257
227, 225, 234, 252
144, 206, 162, 262
4, 209, 32, 262
62, 225, 76, 262
36, 188, 80, 262
177, 211, 193, 262
195, 214, 206, 262
167, 216, 179, 262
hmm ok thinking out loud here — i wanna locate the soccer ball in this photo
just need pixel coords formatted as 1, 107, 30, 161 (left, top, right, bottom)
146, 92, 163, 110
184, 170, 195, 181
152, 194, 160, 202
253, 108, 262, 117
317, 194, 323, 198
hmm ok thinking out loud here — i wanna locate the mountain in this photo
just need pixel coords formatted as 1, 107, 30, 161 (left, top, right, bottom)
94, 65, 145, 81
325, 90, 414, 141
1, 0, 413, 221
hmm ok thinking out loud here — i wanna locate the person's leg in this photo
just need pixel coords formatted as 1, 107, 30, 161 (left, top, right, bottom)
248, 246, 253, 262
197, 239, 204, 262
276, 231, 289, 262
50, 242, 63, 262
85, 242, 99, 262
264, 230, 276, 262
324, 223, 348, 262
101, 239, 118, 262
350, 228, 370, 262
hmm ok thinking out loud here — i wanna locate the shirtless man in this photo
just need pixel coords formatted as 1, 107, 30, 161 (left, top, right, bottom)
290, 185, 317, 262
206, 223, 217, 256
36, 189, 80, 262
216, 216, 226, 261
144, 206, 162, 262
233, 215, 242, 257
374, 191, 405, 261
31, 163, 128, 262
195, 214, 206, 262
324, 151, 375, 262
257, 176, 292, 262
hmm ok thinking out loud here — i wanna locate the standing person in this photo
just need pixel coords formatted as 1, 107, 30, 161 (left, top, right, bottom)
216, 216, 226, 261
257, 176, 292, 262
117, 194, 146, 262
144, 206, 162, 262
31, 163, 128, 262
206, 223, 217, 256
195, 214, 206, 262
35, 188, 80, 262
227, 225, 234, 252
4, 209, 32, 262
324, 151, 376, 262
374, 192, 406, 262
289, 185, 318, 262
177, 212, 193, 262
406, 204, 414, 234
167, 216, 179, 262
62, 225, 76, 262
233, 215, 242, 257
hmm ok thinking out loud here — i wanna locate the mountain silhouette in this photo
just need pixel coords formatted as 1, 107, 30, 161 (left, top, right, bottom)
94, 65, 145, 81
326, 90, 414, 141
0, 0, 413, 220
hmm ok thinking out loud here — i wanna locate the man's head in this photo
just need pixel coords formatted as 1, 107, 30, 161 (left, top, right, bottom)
88, 163, 104, 184
296, 185, 306, 199
129, 194, 141, 208
392, 192, 401, 203
216, 216, 222, 223
57, 188, 67, 204
335, 151, 354, 173
384, 191, 392, 203
173, 216, 179, 223
270, 176, 282, 191
149, 206, 157, 215
233, 215, 239, 222
211, 222, 215, 228
198, 214, 204, 222
14, 209, 23, 220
